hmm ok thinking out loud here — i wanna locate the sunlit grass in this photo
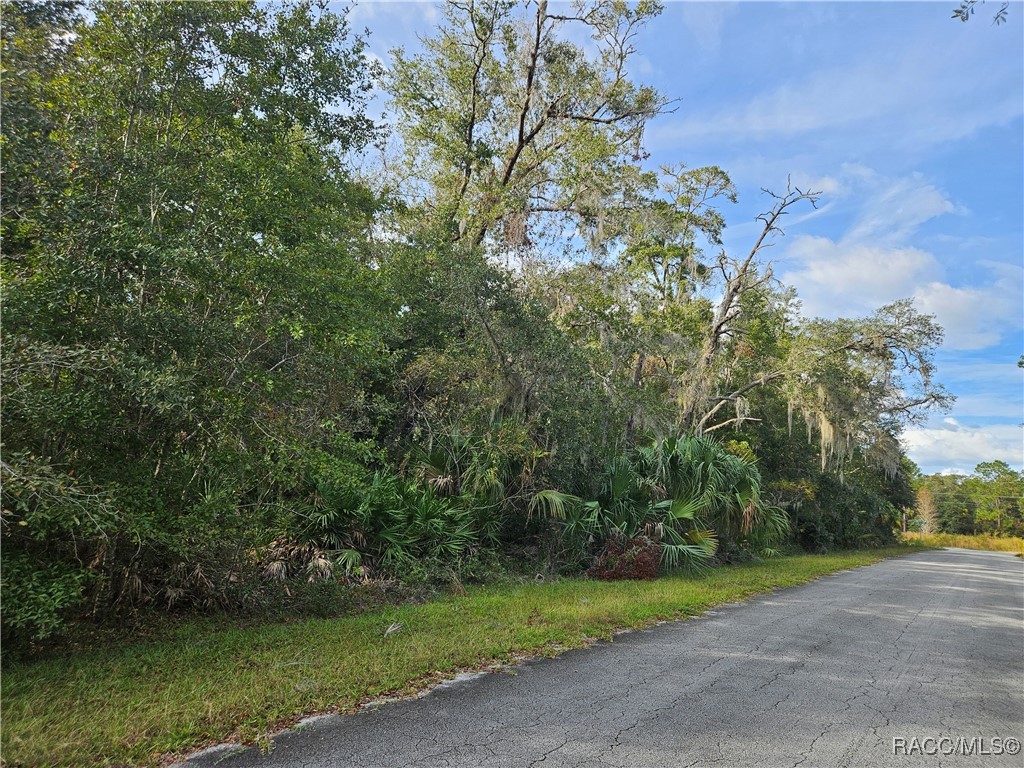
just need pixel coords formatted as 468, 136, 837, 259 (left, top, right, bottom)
902, 531, 1024, 554
3, 548, 917, 767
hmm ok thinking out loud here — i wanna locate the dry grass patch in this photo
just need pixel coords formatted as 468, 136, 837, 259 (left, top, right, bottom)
902, 531, 1024, 554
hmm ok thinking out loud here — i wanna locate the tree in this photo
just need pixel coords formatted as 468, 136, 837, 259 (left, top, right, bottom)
917, 486, 939, 533
781, 300, 952, 474
677, 181, 818, 433
971, 461, 1023, 535
387, 0, 670, 249
378, 0, 677, 490
1, 0, 385, 637
913, 467, 1023, 536
619, 164, 737, 304
938, 475, 978, 534
612, 174, 951, 464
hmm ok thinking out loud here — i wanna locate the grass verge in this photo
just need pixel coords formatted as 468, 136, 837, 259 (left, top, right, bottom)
3, 547, 923, 767
902, 531, 1024, 554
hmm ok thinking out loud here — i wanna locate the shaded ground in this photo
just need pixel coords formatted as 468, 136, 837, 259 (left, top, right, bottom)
179, 549, 1024, 768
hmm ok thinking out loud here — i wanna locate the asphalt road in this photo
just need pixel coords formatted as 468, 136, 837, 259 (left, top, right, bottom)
180, 549, 1024, 768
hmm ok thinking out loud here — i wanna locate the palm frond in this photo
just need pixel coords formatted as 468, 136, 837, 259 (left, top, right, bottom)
528, 489, 581, 520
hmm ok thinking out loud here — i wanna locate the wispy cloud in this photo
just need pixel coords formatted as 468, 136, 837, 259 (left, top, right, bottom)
348, 0, 440, 57
843, 173, 959, 246
648, 30, 1022, 154
676, 2, 738, 54
944, 394, 1024, 421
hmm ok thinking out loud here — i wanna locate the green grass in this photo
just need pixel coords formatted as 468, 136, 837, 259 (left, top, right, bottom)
902, 531, 1024, 554
3, 548, 920, 767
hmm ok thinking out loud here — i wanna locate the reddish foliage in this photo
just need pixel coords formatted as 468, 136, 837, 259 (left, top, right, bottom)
588, 533, 662, 580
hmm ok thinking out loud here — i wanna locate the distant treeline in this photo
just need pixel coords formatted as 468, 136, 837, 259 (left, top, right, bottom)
914, 462, 1024, 536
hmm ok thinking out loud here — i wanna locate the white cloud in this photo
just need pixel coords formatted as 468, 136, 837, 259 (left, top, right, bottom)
903, 421, 1024, 474
914, 277, 1022, 350
783, 237, 937, 319
779, 170, 1022, 350
785, 243, 1020, 351
654, 62, 895, 143
928, 233, 1000, 252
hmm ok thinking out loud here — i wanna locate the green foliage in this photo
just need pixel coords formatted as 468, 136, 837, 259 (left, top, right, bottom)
357, 474, 479, 568
297, 471, 490, 574
532, 435, 794, 573
380, 240, 620, 491
1, 0, 386, 640
781, 473, 902, 551
621, 164, 736, 303
783, 300, 951, 475
0, 552, 90, 641
0, 452, 114, 638
407, 416, 554, 550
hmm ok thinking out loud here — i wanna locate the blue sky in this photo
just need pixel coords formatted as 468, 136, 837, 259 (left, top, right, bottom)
345, 1, 1023, 475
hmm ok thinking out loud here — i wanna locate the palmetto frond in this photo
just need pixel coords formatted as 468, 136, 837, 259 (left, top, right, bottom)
529, 489, 582, 520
